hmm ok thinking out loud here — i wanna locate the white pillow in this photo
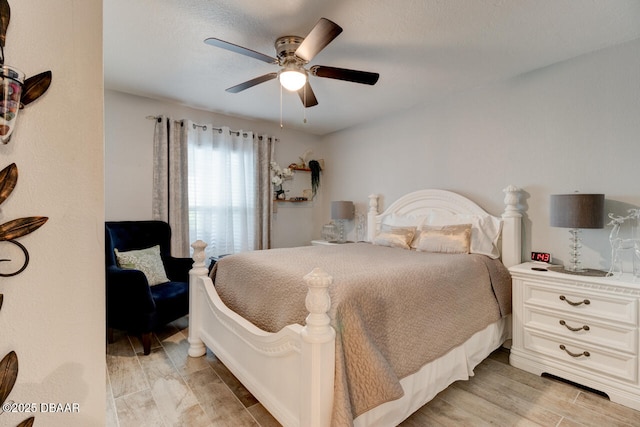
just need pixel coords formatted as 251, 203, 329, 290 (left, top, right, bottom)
470, 215, 503, 258
114, 245, 170, 286
415, 224, 471, 254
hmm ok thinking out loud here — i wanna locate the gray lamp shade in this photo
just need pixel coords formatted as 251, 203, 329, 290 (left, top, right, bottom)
331, 201, 354, 220
550, 194, 604, 229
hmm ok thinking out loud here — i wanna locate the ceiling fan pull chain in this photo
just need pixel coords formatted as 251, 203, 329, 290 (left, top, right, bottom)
303, 85, 307, 124
280, 83, 283, 129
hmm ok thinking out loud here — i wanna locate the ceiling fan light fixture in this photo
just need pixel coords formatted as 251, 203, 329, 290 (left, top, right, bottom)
279, 68, 307, 92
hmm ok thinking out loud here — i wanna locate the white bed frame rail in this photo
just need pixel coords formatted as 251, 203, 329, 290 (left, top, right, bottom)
188, 186, 522, 427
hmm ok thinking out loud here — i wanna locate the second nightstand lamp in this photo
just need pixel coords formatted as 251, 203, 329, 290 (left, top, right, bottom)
550, 193, 604, 273
331, 201, 354, 243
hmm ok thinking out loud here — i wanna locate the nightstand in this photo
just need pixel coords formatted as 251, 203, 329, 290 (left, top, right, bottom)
509, 262, 640, 410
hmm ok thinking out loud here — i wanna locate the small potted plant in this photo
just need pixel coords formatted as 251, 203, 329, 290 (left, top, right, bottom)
270, 161, 294, 200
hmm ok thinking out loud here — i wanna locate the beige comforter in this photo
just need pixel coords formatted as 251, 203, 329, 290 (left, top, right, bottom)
210, 242, 511, 425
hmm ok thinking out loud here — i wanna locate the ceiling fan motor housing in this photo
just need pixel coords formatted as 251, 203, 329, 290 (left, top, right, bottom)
275, 36, 307, 66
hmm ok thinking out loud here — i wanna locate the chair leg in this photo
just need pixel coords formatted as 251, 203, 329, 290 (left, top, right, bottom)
141, 332, 152, 355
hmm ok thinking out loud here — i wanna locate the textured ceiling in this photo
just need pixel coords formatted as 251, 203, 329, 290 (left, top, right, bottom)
104, 0, 640, 135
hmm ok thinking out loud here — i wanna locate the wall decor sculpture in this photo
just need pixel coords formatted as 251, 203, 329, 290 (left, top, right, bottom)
0, 163, 46, 427
0, 1, 51, 426
0, 163, 48, 277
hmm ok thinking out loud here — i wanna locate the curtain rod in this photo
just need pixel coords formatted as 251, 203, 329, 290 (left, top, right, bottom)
146, 115, 279, 142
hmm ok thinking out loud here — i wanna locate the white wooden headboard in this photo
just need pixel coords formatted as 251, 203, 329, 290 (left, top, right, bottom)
366, 186, 522, 267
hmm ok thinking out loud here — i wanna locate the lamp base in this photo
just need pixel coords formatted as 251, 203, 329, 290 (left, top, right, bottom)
565, 264, 585, 273
336, 219, 346, 243
566, 228, 584, 273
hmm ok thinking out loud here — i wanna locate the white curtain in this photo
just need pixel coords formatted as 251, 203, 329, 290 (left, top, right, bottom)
152, 116, 190, 257
187, 123, 275, 258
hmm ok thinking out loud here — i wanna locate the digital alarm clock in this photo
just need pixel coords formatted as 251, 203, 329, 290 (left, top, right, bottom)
530, 251, 551, 263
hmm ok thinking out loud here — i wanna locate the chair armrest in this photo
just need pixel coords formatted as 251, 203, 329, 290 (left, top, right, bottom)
163, 256, 193, 282
106, 266, 156, 312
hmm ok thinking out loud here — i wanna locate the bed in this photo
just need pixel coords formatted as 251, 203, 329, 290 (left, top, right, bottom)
187, 186, 522, 426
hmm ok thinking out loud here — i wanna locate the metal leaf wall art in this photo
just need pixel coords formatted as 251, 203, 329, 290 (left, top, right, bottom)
0, 351, 34, 426
0, 163, 47, 277
0, 0, 9, 54
0, 165, 45, 427
0, 351, 18, 410
0, 3, 52, 426
0, 172, 45, 427
0, 164, 45, 425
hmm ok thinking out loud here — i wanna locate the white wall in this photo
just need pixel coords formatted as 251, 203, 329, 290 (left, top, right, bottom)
321, 38, 640, 272
105, 90, 326, 248
107, 38, 640, 271
0, 1, 104, 426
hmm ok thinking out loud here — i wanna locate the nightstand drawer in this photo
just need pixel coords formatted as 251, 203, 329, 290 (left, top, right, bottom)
522, 280, 637, 326
524, 307, 636, 353
523, 329, 637, 383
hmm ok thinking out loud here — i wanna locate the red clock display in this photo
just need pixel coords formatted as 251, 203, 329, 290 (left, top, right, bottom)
531, 252, 551, 263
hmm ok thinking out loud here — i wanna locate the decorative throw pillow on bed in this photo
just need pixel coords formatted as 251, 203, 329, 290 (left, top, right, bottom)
373, 225, 417, 249
114, 245, 170, 286
426, 212, 503, 258
415, 224, 472, 254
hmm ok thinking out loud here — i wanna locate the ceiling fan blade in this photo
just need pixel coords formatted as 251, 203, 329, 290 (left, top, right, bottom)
295, 18, 343, 62
297, 82, 318, 108
205, 38, 278, 64
226, 73, 278, 93
311, 65, 379, 85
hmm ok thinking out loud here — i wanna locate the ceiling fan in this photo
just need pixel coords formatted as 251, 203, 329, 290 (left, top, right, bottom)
204, 18, 379, 108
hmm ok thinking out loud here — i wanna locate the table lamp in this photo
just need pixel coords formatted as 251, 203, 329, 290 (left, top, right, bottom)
550, 193, 604, 273
331, 201, 354, 243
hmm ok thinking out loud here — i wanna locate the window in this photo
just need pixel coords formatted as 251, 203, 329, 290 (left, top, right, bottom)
187, 128, 256, 258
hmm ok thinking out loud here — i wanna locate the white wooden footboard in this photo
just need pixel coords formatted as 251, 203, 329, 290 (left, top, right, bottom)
188, 240, 335, 427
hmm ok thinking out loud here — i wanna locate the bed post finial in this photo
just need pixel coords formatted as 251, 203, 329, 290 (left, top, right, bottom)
501, 185, 522, 268
302, 268, 334, 341
367, 194, 379, 242
191, 240, 207, 269
503, 185, 520, 217
188, 240, 208, 357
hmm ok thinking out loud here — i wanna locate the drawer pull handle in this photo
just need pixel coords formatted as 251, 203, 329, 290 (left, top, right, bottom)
559, 344, 590, 358
559, 320, 590, 331
559, 295, 590, 306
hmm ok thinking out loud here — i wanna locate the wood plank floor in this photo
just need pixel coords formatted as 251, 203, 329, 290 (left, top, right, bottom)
106, 316, 640, 426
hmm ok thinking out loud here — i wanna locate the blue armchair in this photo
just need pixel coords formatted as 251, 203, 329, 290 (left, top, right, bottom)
105, 221, 192, 355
